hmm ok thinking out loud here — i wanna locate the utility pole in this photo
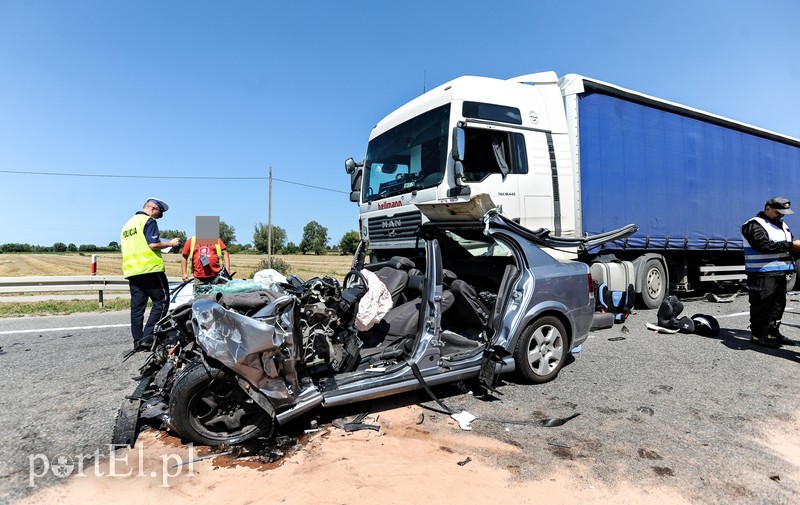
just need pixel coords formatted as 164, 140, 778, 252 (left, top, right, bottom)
268, 166, 273, 268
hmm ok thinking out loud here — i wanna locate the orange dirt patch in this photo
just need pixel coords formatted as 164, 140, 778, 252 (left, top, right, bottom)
19, 405, 692, 505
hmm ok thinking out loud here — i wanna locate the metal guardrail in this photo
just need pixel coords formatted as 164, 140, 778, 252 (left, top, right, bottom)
0, 276, 182, 307
0, 275, 130, 293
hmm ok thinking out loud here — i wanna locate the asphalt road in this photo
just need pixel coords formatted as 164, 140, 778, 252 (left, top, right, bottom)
434, 293, 800, 504
0, 311, 141, 504
1, 294, 799, 504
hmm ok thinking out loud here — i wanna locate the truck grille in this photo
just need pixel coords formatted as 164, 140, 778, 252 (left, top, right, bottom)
367, 210, 422, 243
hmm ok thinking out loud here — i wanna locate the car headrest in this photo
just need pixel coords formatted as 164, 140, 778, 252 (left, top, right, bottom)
406, 274, 425, 294
405, 269, 456, 293
387, 256, 415, 271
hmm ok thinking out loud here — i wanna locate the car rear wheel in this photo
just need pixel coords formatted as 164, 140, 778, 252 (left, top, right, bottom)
513, 316, 567, 384
169, 360, 274, 446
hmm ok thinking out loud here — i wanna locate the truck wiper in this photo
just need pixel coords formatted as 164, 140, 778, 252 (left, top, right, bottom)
378, 188, 408, 199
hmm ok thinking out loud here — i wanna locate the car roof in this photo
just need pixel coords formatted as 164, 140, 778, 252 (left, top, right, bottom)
419, 210, 638, 252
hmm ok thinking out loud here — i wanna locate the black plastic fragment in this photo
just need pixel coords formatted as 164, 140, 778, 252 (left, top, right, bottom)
343, 422, 381, 432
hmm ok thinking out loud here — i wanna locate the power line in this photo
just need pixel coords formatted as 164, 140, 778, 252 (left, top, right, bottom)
0, 169, 349, 194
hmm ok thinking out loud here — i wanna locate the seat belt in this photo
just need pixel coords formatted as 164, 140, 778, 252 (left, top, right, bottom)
406, 357, 454, 415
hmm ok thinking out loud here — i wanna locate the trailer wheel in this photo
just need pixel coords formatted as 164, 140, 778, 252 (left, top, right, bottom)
638, 258, 666, 309
787, 260, 800, 292
169, 360, 274, 446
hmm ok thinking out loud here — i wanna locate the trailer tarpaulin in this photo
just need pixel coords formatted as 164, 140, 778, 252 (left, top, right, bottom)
577, 91, 800, 251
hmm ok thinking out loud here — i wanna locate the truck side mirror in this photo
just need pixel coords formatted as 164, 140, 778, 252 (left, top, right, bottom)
451, 127, 466, 162
349, 170, 362, 203
344, 157, 361, 174
452, 126, 467, 186
345, 157, 364, 203
453, 161, 465, 184
448, 126, 471, 198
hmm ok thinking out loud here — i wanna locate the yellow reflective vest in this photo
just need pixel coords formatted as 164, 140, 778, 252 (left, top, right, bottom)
121, 214, 165, 278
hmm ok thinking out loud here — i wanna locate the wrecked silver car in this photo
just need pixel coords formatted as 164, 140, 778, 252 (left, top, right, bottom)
114, 210, 635, 447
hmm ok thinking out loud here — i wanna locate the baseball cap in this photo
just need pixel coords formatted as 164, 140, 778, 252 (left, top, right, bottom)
146, 197, 169, 212
766, 197, 793, 215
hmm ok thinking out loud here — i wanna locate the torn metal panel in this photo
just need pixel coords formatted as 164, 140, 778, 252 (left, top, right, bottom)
416, 193, 497, 222
193, 297, 300, 404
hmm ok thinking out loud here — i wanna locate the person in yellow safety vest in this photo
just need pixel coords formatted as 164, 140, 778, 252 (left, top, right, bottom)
741, 196, 800, 348
180, 236, 231, 292
120, 197, 180, 351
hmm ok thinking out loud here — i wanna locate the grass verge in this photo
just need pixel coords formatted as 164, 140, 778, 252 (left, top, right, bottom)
0, 298, 131, 318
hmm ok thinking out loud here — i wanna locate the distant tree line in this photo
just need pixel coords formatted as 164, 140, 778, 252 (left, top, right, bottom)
1, 220, 362, 256
0, 242, 120, 253
252, 221, 360, 255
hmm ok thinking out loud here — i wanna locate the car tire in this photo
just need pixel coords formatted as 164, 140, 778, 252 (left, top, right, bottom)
169, 360, 274, 446
637, 258, 666, 309
513, 316, 568, 384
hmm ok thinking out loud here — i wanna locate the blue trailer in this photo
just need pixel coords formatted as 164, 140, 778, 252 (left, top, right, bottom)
565, 75, 800, 304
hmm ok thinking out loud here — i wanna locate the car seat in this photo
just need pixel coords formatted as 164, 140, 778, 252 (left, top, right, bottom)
656, 295, 694, 333
359, 269, 457, 359
448, 279, 491, 329
373, 256, 416, 307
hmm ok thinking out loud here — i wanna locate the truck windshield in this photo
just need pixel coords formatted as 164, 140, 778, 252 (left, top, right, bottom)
363, 104, 450, 202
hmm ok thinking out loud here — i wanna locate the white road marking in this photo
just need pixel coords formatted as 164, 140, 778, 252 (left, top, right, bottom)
716, 308, 800, 318
0, 324, 128, 335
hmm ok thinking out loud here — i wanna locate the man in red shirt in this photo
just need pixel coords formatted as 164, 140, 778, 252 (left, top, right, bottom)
180, 236, 231, 289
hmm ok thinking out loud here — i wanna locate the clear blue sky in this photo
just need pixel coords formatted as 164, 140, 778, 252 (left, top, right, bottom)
1, 0, 798, 248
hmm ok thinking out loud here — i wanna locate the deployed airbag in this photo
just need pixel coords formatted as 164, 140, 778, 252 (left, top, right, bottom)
355, 269, 392, 331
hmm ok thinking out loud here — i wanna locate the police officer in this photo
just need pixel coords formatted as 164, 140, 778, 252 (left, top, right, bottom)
121, 198, 180, 350
741, 197, 800, 348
